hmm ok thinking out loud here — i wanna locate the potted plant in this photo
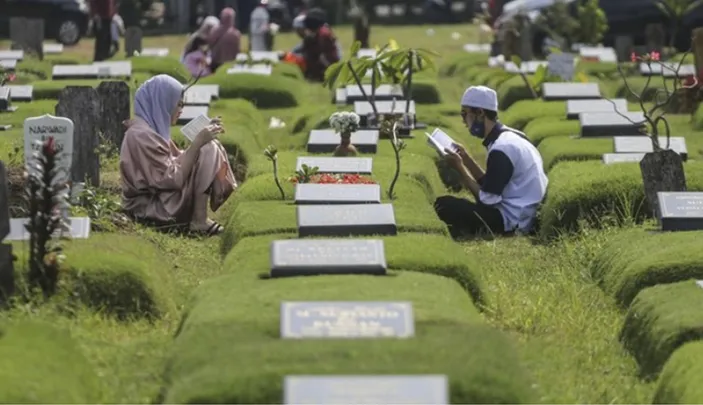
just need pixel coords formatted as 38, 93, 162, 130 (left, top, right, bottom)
612, 50, 698, 217
329, 111, 361, 156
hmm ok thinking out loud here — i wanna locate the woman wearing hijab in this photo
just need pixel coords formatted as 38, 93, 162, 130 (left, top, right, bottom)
301, 8, 340, 82
120, 75, 237, 236
208, 7, 241, 72
181, 16, 219, 62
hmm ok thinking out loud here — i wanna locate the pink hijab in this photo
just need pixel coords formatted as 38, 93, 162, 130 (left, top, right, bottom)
208, 7, 241, 65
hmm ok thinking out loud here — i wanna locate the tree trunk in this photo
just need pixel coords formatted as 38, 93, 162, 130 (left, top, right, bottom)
640, 149, 687, 219
693, 28, 703, 80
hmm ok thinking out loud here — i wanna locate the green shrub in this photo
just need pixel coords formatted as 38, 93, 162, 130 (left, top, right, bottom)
653, 340, 703, 403
273, 62, 304, 80
496, 75, 535, 110
692, 103, 703, 130
502, 100, 566, 130
523, 117, 578, 145
13, 233, 175, 319
576, 61, 619, 78
590, 228, 703, 307
200, 69, 303, 108
131, 56, 190, 83
538, 135, 609, 170
620, 280, 703, 378
412, 80, 441, 104
161, 234, 533, 403
0, 321, 103, 402
539, 161, 703, 239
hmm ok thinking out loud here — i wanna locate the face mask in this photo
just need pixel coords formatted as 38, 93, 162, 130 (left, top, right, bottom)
469, 116, 484, 138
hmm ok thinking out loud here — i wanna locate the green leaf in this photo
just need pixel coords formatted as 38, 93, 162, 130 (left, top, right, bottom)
323, 61, 344, 89
350, 40, 362, 57
533, 65, 547, 83
511, 55, 522, 66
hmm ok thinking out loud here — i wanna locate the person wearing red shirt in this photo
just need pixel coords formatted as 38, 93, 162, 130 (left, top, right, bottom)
300, 8, 339, 82
90, 0, 116, 61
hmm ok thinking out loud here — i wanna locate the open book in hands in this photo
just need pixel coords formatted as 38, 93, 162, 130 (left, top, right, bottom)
426, 128, 458, 156
180, 114, 211, 143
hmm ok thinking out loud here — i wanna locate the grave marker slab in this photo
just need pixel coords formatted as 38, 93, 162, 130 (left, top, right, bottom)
0, 50, 23, 60
280, 301, 413, 338
579, 46, 617, 63
43, 43, 64, 54
93, 61, 132, 78
24, 114, 74, 186
177, 106, 209, 125
52, 64, 99, 79
140, 48, 169, 57
307, 129, 379, 153
566, 98, 628, 119
357, 48, 377, 58
0, 60, 17, 71
189, 84, 219, 99
345, 84, 404, 103
270, 239, 387, 277
463, 43, 491, 53
663, 64, 696, 78
334, 88, 347, 105
4, 85, 33, 102
354, 100, 415, 117
294, 183, 381, 205
6, 217, 91, 240
613, 136, 688, 160
297, 203, 397, 237
55, 88, 101, 186
639, 62, 678, 76
96, 81, 130, 147
226, 64, 272, 75
284, 375, 448, 405
579, 112, 645, 137
547, 52, 576, 81
0, 87, 11, 112
296, 157, 373, 174
236, 51, 279, 63
125, 27, 143, 57
542, 82, 601, 101
183, 87, 212, 105
602, 153, 646, 164
658, 192, 703, 231
10, 18, 44, 60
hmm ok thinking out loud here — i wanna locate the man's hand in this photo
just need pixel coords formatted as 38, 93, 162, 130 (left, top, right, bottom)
443, 148, 464, 169
452, 142, 470, 160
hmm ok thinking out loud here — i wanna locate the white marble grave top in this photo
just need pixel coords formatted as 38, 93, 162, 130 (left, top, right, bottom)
463, 43, 491, 53
235, 51, 279, 63
43, 43, 64, 54
52, 64, 99, 77
6, 217, 91, 241
0, 60, 17, 70
579, 46, 617, 63
227, 64, 273, 75
93, 61, 132, 77
140, 48, 169, 57
0, 50, 23, 60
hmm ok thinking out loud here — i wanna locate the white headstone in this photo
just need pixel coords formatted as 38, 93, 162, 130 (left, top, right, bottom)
24, 114, 74, 185
547, 52, 576, 81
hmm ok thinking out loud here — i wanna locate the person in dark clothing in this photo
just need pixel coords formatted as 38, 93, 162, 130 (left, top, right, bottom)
301, 8, 339, 82
90, 0, 116, 61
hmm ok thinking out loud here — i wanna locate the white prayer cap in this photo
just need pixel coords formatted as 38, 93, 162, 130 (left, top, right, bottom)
293, 14, 306, 29
460, 85, 498, 111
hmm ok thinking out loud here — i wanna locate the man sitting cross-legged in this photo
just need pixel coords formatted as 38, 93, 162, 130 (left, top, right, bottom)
434, 85, 548, 238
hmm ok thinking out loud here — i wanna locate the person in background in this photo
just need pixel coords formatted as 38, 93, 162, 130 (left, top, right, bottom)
290, 13, 306, 55
249, 0, 271, 51
183, 37, 212, 77
89, 0, 116, 61
110, 12, 124, 57
434, 85, 548, 238
181, 16, 219, 62
208, 7, 241, 72
120, 75, 237, 236
300, 8, 340, 82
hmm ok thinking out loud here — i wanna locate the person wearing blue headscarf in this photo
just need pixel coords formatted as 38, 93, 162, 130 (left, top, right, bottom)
119, 74, 237, 236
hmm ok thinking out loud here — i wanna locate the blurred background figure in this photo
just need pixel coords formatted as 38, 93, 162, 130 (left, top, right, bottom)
301, 8, 339, 82
182, 15, 220, 61
183, 36, 213, 77
208, 7, 241, 72
249, 0, 271, 51
110, 12, 125, 56
90, 0, 117, 61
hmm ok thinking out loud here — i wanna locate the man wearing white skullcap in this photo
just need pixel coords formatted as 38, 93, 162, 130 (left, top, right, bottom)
434, 85, 548, 237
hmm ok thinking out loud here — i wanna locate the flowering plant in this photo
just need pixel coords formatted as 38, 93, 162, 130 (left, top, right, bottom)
0, 68, 16, 86
288, 173, 376, 184
329, 111, 360, 134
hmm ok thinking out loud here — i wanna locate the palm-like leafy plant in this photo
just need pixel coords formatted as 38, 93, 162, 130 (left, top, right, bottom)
655, 0, 703, 49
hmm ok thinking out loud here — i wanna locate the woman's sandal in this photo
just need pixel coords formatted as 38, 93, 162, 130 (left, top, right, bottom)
191, 222, 224, 237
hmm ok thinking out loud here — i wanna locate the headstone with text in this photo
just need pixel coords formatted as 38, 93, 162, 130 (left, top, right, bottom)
23, 114, 74, 186
613, 136, 688, 160
657, 192, 703, 231
295, 183, 381, 205
280, 301, 414, 338
566, 98, 628, 119
307, 129, 379, 154
9, 18, 44, 60
93, 61, 132, 78
579, 112, 646, 137
296, 157, 373, 174
297, 203, 397, 237
55, 87, 101, 186
270, 239, 387, 277
284, 375, 448, 405
547, 52, 576, 81
125, 27, 143, 57
96, 81, 130, 148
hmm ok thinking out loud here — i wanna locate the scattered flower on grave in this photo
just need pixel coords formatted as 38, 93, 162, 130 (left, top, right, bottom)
0, 68, 15, 86
288, 173, 376, 184
631, 51, 661, 63
329, 111, 360, 134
